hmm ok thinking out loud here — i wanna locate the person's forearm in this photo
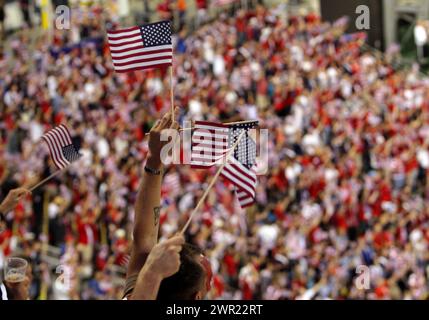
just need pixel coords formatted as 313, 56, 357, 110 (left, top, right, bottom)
130, 266, 163, 300
132, 154, 163, 252
0, 201, 8, 214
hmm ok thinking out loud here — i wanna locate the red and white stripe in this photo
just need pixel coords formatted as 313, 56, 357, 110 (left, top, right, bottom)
107, 26, 173, 73
191, 121, 230, 169
221, 159, 257, 208
42, 125, 74, 170
118, 254, 130, 267
162, 171, 181, 198
236, 189, 255, 208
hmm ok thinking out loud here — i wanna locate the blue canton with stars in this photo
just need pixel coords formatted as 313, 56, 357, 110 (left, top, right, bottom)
140, 21, 172, 47
228, 121, 259, 169
62, 144, 81, 163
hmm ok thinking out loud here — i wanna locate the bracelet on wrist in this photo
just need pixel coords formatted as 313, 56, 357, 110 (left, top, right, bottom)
144, 165, 162, 176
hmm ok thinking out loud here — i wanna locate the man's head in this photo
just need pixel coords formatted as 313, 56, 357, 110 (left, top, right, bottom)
157, 243, 212, 300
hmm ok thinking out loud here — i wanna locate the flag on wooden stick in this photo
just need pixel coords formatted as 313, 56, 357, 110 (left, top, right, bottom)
191, 121, 230, 169
107, 20, 173, 73
221, 121, 258, 208
191, 120, 259, 208
42, 125, 81, 170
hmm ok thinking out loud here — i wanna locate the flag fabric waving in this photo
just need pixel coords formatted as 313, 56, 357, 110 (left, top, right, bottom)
107, 20, 173, 73
42, 125, 81, 170
221, 122, 258, 208
191, 120, 258, 208
222, 159, 257, 208
162, 170, 181, 198
191, 121, 230, 169
227, 122, 258, 168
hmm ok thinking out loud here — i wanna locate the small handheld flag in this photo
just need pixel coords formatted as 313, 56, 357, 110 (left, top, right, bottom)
191, 120, 259, 208
221, 121, 258, 208
42, 125, 81, 170
191, 121, 230, 169
29, 125, 81, 192
182, 130, 247, 234
107, 20, 173, 73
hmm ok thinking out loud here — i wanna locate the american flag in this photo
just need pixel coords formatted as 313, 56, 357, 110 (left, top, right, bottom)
191, 121, 230, 169
107, 20, 173, 73
42, 125, 81, 170
221, 122, 258, 208
191, 121, 258, 208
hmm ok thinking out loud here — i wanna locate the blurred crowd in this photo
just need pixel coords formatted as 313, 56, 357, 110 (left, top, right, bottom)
1, 2, 429, 300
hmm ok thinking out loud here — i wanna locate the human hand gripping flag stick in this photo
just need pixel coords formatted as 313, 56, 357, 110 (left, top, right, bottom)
29, 125, 82, 192
180, 130, 247, 234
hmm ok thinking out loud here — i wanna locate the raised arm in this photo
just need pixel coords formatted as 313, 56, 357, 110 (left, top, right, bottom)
126, 108, 180, 279
0, 188, 31, 227
0, 188, 31, 213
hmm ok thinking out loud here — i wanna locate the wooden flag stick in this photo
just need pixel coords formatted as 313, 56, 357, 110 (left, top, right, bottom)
223, 119, 259, 126
180, 130, 246, 234
170, 66, 174, 122
179, 120, 259, 131
144, 120, 258, 136
29, 169, 64, 192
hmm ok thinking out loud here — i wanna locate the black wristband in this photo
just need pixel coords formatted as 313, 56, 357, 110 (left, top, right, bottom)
144, 166, 161, 176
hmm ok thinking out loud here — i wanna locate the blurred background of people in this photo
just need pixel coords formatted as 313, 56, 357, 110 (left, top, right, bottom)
0, 1, 429, 300
1, 189, 32, 300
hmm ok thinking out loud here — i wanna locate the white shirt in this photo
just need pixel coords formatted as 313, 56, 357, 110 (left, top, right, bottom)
189, 99, 203, 117
417, 149, 429, 169
213, 54, 225, 77
257, 225, 279, 250
415, 25, 428, 46
0, 283, 8, 300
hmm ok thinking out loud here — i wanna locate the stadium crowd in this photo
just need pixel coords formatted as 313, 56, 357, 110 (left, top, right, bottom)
1, 2, 429, 300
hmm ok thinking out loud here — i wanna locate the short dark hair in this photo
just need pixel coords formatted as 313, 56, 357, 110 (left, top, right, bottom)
157, 243, 205, 300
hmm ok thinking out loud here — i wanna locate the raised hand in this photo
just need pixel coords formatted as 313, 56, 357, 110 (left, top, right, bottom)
147, 107, 180, 167
144, 234, 185, 280
130, 234, 185, 300
0, 188, 31, 214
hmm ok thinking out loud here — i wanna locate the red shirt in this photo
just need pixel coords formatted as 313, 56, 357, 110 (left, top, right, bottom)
241, 281, 253, 300
374, 231, 393, 249
0, 229, 12, 257
77, 217, 97, 245
223, 253, 237, 276
213, 275, 225, 298
196, 0, 207, 9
